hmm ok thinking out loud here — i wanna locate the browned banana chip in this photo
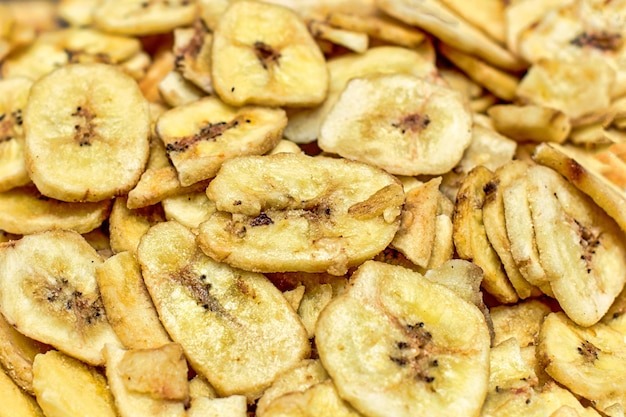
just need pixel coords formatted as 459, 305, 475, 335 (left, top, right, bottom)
319, 73, 473, 176
211, 0, 329, 107
156, 96, 287, 186
453, 165, 518, 304
197, 153, 404, 276
316, 260, 491, 416
137, 220, 310, 400
0, 185, 112, 235
94, 0, 198, 36
376, 0, 526, 71
24, 63, 150, 203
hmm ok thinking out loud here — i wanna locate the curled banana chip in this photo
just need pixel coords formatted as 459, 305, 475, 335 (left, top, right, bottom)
197, 153, 404, 275
318, 72, 473, 176
316, 260, 491, 417
24, 63, 150, 203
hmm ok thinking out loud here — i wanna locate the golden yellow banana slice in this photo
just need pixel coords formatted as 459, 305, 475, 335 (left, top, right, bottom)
0, 77, 31, 193
24, 63, 150, 202
0, 230, 123, 366
0, 185, 111, 235
527, 164, 626, 326
318, 73, 473, 176
211, 0, 328, 107
316, 260, 491, 417
197, 153, 404, 275
156, 96, 287, 186
137, 221, 310, 400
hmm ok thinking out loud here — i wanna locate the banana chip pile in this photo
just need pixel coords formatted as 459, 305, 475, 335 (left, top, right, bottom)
3, 0, 626, 416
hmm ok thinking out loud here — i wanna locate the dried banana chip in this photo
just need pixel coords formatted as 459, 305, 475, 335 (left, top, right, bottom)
94, 0, 198, 36
32, 350, 117, 417
187, 395, 248, 417
0, 312, 49, 395
211, 0, 328, 107
325, 11, 426, 48
0, 77, 32, 192
173, 23, 214, 94
376, 0, 525, 71
256, 359, 329, 417
319, 73, 473, 176
438, 43, 519, 101
156, 96, 286, 186
260, 381, 361, 417
95, 252, 171, 350
0, 368, 44, 417
488, 104, 571, 143
316, 260, 491, 417
0, 230, 123, 366
103, 343, 188, 417
0, 185, 111, 235
162, 191, 217, 230
284, 45, 440, 144
137, 221, 310, 400
527, 164, 626, 326
490, 299, 552, 347
391, 177, 442, 268
533, 142, 626, 234
197, 153, 404, 275
109, 197, 165, 254
516, 55, 615, 122
453, 165, 518, 304
157, 70, 206, 107
483, 160, 543, 299
24, 63, 150, 203
539, 312, 626, 412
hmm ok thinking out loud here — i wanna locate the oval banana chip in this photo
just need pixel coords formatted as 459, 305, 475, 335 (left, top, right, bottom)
319, 73, 473, 176
24, 63, 150, 202
211, 0, 329, 107
315, 260, 491, 417
197, 153, 404, 275
0, 230, 123, 366
137, 220, 310, 400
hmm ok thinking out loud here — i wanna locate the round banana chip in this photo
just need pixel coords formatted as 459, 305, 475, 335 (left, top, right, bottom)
211, 0, 329, 107
0, 77, 32, 192
24, 63, 150, 202
137, 220, 310, 400
0, 229, 122, 366
315, 260, 491, 417
318, 73, 473, 176
526, 164, 626, 327
197, 153, 405, 276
